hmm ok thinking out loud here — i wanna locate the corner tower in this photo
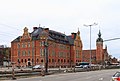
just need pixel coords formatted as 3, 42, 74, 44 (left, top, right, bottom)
96, 30, 103, 64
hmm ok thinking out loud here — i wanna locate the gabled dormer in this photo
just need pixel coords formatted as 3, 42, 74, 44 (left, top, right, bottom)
40, 28, 49, 40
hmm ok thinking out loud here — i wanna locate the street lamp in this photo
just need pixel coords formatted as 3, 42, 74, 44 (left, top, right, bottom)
44, 38, 48, 74
84, 23, 98, 66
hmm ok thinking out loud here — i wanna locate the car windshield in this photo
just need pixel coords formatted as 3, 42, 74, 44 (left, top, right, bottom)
76, 62, 89, 66
113, 72, 120, 77
33, 65, 40, 67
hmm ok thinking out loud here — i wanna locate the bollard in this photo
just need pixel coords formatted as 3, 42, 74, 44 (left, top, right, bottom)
12, 68, 16, 80
41, 69, 45, 76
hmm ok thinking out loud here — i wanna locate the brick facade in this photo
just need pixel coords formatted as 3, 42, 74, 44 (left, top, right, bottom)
82, 30, 109, 64
11, 27, 109, 68
11, 27, 83, 67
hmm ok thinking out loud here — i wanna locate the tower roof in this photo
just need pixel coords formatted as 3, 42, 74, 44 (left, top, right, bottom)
96, 30, 103, 42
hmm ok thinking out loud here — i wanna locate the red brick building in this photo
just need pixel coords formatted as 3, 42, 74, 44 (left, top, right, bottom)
82, 30, 109, 65
11, 27, 109, 68
11, 27, 82, 68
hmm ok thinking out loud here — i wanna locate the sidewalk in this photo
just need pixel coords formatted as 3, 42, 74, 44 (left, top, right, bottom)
0, 67, 73, 71
0, 67, 32, 72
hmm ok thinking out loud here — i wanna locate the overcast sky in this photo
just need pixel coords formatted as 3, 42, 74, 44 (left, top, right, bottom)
0, 0, 120, 59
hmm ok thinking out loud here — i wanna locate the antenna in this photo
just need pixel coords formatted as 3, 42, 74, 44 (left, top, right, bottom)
39, 24, 41, 27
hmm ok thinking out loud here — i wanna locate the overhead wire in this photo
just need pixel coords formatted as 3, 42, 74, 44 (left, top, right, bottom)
0, 22, 23, 46
0, 22, 22, 31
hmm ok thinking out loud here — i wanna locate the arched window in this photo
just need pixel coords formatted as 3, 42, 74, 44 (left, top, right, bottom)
52, 59, 54, 63
41, 59, 43, 63
21, 59, 23, 63
49, 59, 51, 63
37, 59, 39, 63
64, 59, 66, 63
25, 59, 27, 63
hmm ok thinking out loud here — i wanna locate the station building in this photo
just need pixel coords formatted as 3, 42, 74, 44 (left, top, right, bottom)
11, 27, 109, 68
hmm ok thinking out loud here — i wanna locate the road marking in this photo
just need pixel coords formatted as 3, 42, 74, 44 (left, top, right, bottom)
99, 78, 103, 80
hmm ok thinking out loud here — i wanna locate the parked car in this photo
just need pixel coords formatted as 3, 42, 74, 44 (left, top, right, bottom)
112, 71, 120, 81
32, 65, 44, 70
75, 62, 90, 71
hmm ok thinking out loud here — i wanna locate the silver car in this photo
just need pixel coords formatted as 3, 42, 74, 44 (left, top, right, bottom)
33, 65, 44, 70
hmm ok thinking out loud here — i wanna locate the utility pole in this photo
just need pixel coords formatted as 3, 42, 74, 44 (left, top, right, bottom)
84, 23, 98, 67
44, 39, 48, 74
32, 41, 34, 70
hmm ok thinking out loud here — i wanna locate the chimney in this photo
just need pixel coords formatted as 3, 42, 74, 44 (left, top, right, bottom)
33, 27, 38, 31
44, 28, 49, 32
71, 33, 76, 39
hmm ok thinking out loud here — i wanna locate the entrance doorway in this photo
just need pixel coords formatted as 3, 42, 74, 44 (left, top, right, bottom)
28, 61, 31, 66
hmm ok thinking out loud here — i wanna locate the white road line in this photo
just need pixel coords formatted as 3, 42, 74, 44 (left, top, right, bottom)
99, 78, 103, 80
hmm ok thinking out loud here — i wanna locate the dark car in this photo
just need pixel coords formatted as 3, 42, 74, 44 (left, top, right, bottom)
112, 72, 120, 81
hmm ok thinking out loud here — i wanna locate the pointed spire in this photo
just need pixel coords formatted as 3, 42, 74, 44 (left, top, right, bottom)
96, 30, 103, 42
98, 30, 101, 38
77, 28, 80, 36
105, 45, 107, 49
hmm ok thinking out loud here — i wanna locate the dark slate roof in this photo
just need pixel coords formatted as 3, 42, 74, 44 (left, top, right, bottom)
48, 29, 69, 44
12, 27, 74, 45
67, 36, 74, 45
31, 27, 43, 40
96, 38, 103, 42
96, 30, 103, 42
11, 36, 21, 43
32, 27, 43, 36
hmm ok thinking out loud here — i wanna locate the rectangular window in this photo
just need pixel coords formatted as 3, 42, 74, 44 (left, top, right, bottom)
67, 53, 70, 57
23, 43, 26, 48
42, 41, 44, 46
58, 52, 60, 57
28, 50, 30, 56
32, 41, 34, 47
40, 41, 44, 46
17, 43, 20, 48
52, 50, 55, 57
40, 48, 44, 57
64, 52, 66, 58
67, 46, 70, 50
76, 50, 80, 58
40, 42, 41, 46
32, 49, 34, 56
22, 51, 25, 56
22, 43, 24, 48
28, 42, 30, 47
40, 49, 42, 56
18, 50, 20, 56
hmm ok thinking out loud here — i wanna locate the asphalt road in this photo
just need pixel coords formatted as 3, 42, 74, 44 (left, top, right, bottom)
4, 69, 120, 81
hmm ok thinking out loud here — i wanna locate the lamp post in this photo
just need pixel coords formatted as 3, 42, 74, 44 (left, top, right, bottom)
44, 39, 48, 74
84, 23, 97, 67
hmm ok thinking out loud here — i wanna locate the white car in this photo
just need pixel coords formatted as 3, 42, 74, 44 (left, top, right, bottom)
33, 65, 44, 70
112, 71, 120, 81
